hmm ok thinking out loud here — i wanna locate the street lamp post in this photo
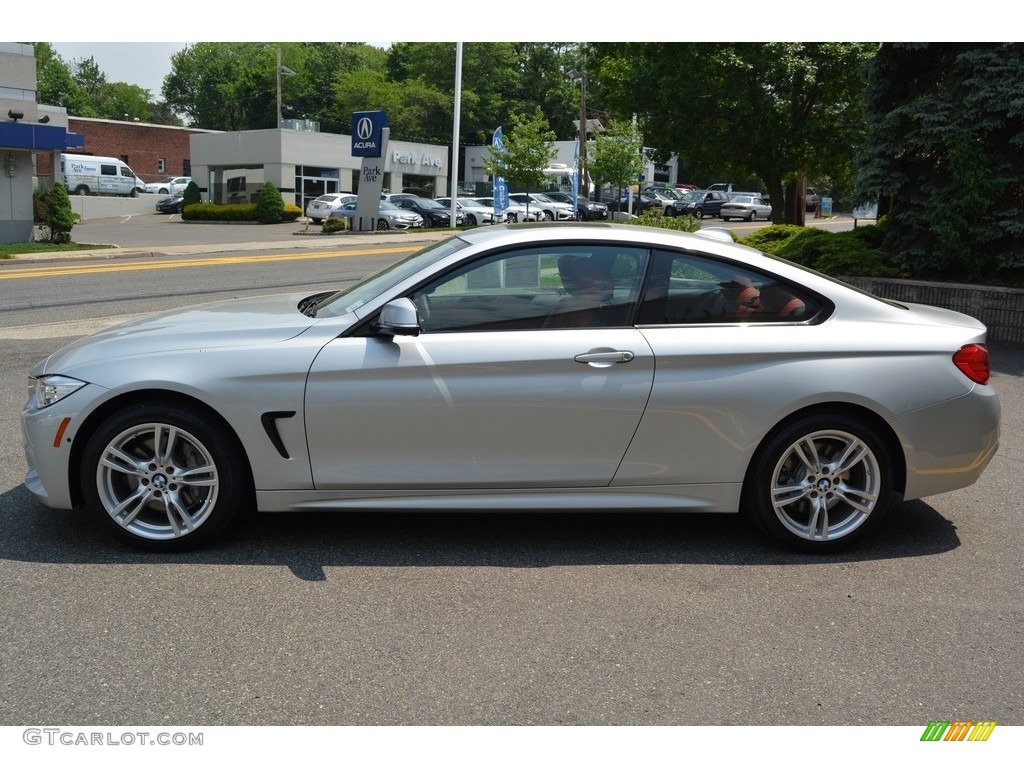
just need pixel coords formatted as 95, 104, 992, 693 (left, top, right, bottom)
276, 48, 296, 128
568, 68, 588, 199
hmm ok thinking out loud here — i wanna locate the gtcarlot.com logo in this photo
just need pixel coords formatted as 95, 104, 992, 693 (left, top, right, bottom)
23, 728, 203, 746
920, 721, 997, 742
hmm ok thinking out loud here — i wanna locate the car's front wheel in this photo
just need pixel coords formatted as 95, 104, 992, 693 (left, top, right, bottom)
744, 414, 893, 552
81, 403, 249, 551
376, 218, 390, 231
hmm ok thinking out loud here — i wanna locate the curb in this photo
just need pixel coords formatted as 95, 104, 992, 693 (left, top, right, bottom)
3, 230, 456, 264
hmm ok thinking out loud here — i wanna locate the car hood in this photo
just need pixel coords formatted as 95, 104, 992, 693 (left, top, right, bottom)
34, 293, 323, 376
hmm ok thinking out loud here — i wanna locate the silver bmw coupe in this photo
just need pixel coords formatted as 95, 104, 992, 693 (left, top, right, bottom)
22, 224, 1000, 552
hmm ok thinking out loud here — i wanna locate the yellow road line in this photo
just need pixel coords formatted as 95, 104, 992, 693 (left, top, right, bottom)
0, 246, 413, 280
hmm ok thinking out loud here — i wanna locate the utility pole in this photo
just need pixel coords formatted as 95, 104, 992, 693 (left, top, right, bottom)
568, 66, 589, 199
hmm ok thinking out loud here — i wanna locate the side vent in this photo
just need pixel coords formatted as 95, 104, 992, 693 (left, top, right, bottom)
261, 411, 297, 459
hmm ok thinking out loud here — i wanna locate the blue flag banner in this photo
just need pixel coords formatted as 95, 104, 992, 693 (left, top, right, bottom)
492, 127, 509, 215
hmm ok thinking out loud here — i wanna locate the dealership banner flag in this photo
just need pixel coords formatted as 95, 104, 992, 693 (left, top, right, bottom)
492, 127, 509, 215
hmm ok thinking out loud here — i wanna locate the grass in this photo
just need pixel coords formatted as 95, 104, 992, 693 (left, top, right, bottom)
0, 242, 116, 259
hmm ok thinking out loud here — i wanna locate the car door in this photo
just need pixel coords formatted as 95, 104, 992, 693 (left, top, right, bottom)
304, 244, 655, 490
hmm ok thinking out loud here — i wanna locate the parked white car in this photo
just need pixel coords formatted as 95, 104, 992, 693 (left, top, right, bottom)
305, 193, 357, 223
145, 176, 192, 195
509, 192, 575, 221
472, 197, 542, 223
435, 197, 504, 225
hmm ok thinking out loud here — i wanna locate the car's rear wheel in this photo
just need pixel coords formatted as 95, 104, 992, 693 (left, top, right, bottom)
376, 218, 390, 231
466, 213, 477, 226
746, 211, 756, 221
75, 185, 90, 196
744, 414, 892, 552
81, 403, 248, 551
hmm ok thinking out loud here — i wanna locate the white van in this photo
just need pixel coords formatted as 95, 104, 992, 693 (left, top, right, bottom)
61, 154, 146, 197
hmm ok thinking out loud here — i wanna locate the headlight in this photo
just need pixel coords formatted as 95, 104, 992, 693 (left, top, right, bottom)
28, 375, 87, 409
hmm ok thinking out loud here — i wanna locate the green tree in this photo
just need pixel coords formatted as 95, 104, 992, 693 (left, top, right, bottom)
182, 180, 201, 206
855, 43, 1024, 281
30, 43, 92, 115
254, 182, 285, 224
587, 118, 645, 204
45, 184, 75, 244
482, 111, 557, 218
592, 42, 876, 224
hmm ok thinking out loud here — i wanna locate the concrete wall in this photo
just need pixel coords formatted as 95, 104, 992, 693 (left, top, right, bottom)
64, 193, 167, 221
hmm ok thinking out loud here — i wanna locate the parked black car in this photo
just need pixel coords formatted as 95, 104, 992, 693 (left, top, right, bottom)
155, 194, 184, 214
675, 190, 729, 219
544, 191, 609, 221
391, 196, 465, 227
604, 191, 663, 214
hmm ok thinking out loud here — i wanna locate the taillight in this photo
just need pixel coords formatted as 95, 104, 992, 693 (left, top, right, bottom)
953, 344, 990, 384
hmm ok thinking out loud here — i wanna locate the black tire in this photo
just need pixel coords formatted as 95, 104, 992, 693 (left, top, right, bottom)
746, 211, 756, 221
694, 207, 704, 218
376, 218, 390, 231
75, 185, 90, 196
543, 210, 554, 221
466, 213, 477, 226
159, 187, 169, 194
80, 402, 249, 551
743, 413, 893, 552
130, 188, 139, 198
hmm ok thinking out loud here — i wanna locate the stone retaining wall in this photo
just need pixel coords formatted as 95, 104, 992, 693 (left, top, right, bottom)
843, 277, 1024, 344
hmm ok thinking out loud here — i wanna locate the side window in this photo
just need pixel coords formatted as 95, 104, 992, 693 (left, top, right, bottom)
410, 246, 648, 333
100, 165, 117, 176
637, 250, 821, 325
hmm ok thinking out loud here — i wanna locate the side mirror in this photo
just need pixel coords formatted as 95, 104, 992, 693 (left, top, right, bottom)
377, 297, 421, 337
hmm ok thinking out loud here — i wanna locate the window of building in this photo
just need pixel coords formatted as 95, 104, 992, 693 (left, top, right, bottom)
158, 158, 166, 173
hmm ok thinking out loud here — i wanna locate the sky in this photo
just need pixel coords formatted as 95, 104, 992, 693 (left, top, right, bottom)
51, 42, 190, 98
23, 5, 973, 103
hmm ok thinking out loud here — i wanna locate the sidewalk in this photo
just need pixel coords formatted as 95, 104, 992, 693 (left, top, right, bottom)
6, 227, 456, 263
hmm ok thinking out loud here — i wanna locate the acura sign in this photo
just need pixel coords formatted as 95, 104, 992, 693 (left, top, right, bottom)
351, 110, 387, 158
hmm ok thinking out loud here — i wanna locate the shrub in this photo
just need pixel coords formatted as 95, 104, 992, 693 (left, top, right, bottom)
33, 187, 51, 223
182, 180, 201, 207
255, 182, 285, 224
180, 202, 302, 222
624, 210, 703, 232
45, 184, 75, 244
322, 216, 348, 233
738, 224, 898, 277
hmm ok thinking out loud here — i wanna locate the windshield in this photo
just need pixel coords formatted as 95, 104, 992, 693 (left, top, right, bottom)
311, 236, 470, 318
416, 198, 445, 209
531, 194, 554, 203
680, 191, 703, 202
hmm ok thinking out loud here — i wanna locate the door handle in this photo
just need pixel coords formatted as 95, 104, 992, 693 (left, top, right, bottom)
574, 350, 635, 366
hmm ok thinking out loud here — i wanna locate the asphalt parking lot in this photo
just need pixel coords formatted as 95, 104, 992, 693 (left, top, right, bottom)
1, 216, 1021, 739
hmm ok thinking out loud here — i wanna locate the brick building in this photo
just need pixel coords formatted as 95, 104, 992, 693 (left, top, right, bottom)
34, 117, 215, 185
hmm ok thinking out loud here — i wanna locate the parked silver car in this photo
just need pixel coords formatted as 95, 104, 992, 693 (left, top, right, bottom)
328, 200, 423, 230
22, 225, 1000, 552
720, 195, 773, 221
